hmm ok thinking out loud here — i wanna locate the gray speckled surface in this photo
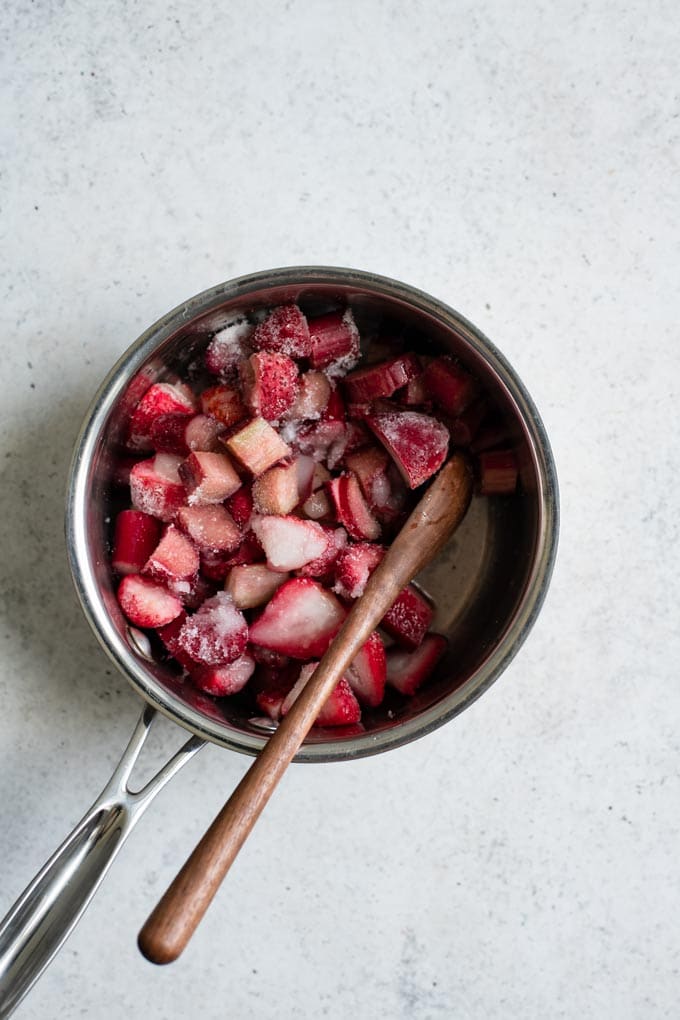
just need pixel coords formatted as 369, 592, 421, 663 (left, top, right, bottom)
1, 2, 679, 1017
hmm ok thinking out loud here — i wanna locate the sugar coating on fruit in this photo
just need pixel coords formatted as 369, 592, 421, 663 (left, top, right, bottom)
205, 319, 254, 377
367, 410, 449, 488
177, 591, 248, 665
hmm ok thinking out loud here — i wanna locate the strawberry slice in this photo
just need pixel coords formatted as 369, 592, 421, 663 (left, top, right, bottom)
253, 665, 299, 720
126, 382, 196, 451
295, 526, 347, 580
422, 356, 477, 417
248, 578, 346, 659
178, 451, 242, 505
150, 412, 223, 456
327, 473, 381, 541
251, 304, 311, 358
200, 384, 248, 428
381, 584, 433, 649
111, 510, 162, 575
342, 353, 421, 403
117, 575, 183, 628
176, 504, 242, 553
157, 612, 197, 671
385, 633, 448, 695
345, 631, 386, 707
333, 542, 385, 599
223, 417, 292, 477
252, 460, 299, 516
308, 309, 361, 375
251, 515, 331, 572
286, 371, 331, 421
365, 409, 449, 489
225, 563, 289, 610
129, 453, 187, 522
477, 449, 518, 495
189, 653, 256, 697
176, 591, 248, 666
205, 319, 254, 379
240, 352, 299, 423
281, 664, 361, 726
143, 524, 199, 586
225, 483, 254, 529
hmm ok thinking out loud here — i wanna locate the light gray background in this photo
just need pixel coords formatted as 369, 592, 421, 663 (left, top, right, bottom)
1, 2, 678, 1017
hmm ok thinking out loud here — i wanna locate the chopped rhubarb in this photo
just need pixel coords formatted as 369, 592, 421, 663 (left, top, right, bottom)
323, 387, 346, 421
397, 373, 431, 408
143, 524, 199, 587
117, 575, 183, 629
295, 526, 347, 580
224, 417, 291, 476
248, 578, 346, 659
308, 309, 361, 375
251, 515, 330, 572
176, 591, 248, 666
111, 510, 162, 575
345, 632, 387, 707
129, 453, 186, 522
126, 382, 196, 451
333, 542, 385, 599
150, 412, 223, 456
293, 455, 317, 504
287, 371, 331, 421
342, 353, 421, 402
239, 351, 299, 422
251, 304, 311, 358
381, 584, 433, 650
225, 563, 289, 610
281, 664, 361, 726
386, 633, 448, 695
477, 449, 518, 495
302, 487, 333, 521
327, 473, 381, 541
200, 384, 248, 428
225, 483, 254, 530
189, 653, 256, 697
176, 504, 242, 553
179, 450, 242, 505
422, 356, 477, 417
344, 446, 391, 508
252, 460, 299, 516
365, 409, 449, 489
295, 418, 347, 464
205, 319, 254, 379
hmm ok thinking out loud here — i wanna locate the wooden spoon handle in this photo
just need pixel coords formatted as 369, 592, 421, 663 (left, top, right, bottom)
138, 453, 472, 965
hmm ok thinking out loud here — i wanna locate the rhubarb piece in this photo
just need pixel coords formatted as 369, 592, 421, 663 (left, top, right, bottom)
344, 447, 391, 508
143, 524, 199, 587
327, 473, 381, 541
296, 418, 347, 464
346, 632, 387, 707
281, 664, 361, 726
126, 382, 196, 451
253, 665, 299, 720
302, 487, 333, 521
308, 309, 361, 375
386, 633, 448, 695
342, 353, 421, 403
333, 542, 385, 599
477, 449, 518, 495
150, 412, 223, 456
239, 352, 299, 423
117, 575, 183, 629
225, 563, 289, 610
200, 384, 248, 428
365, 409, 449, 489
381, 584, 433, 650
251, 304, 311, 358
176, 504, 242, 553
323, 387, 346, 421
343, 419, 372, 454
225, 483, 254, 529
129, 453, 186, 522
422, 356, 477, 417
111, 510, 162, 575
176, 591, 248, 666
293, 455, 317, 505
287, 371, 331, 421
251, 515, 330, 572
224, 417, 291, 476
205, 319, 254, 379
295, 526, 347, 579
252, 461, 299, 516
249, 578, 346, 659
178, 451, 242, 505
397, 373, 431, 408
189, 653, 256, 697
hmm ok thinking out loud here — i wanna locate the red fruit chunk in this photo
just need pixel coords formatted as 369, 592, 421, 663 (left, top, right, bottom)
296, 526, 347, 579
308, 309, 361, 375
343, 353, 421, 403
240, 352, 299, 423
222, 530, 264, 566
157, 612, 196, 671
381, 584, 433, 650
422, 356, 477, 417
294, 455, 317, 504
302, 487, 333, 521
397, 373, 431, 408
225, 563, 289, 609
112, 510, 161, 575
281, 664, 361, 726
346, 632, 387, 707
333, 542, 385, 599
176, 591, 248, 666
172, 573, 217, 611
252, 460, 299, 516
117, 575, 183, 628
143, 524, 199, 589
327, 473, 381, 541
205, 319, 254, 379
323, 387, 346, 421
251, 647, 290, 668
251, 515, 330, 572
446, 399, 487, 447
253, 665, 298, 720
296, 419, 347, 465
344, 446, 391, 509
130, 453, 186, 522
287, 371, 331, 421
150, 413, 223, 456
249, 578, 346, 659
342, 419, 372, 455
225, 483, 254, 529
179, 451, 241, 505
477, 449, 518, 495
199, 530, 263, 580
252, 304, 311, 358
126, 382, 196, 451
224, 417, 291, 477
200, 384, 248, 428
386, 633, 448, 695
177, 504, 242, 553
366, 409, 449, 489
189, 653, 256, 697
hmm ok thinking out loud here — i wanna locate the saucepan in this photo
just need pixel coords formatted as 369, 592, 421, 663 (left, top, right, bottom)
0, 266, 558, 1017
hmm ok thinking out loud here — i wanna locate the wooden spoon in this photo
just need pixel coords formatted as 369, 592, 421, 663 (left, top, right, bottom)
138, 453, 472, 964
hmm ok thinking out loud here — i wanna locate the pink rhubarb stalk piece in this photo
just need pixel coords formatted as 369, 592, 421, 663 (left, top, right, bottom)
302, 487, 333, 521
112, 510, 162, 575
225, 563, 290, 610
477, 449, 518, 495
223, 417, 291, 477
200, 384, 248, 428
117, 575, 183, 628
342, 353, 421, 403
250, 515, 331, 572
176, 504, 242, 553
344, 446, 391, 509
143, 524, 199, 587
126, 382, 196, 451
422, 356, 477, 417
365, 409, 449, 489
239, 351, 299, 423
281, 664, 361, 726
252, 460, 299, 516
176, 591, 248, 666
308, 309, 361, 375
179, 450, 242, 505
381, 584, 433, 650
248, 578, 347, 659
189, 653, 256, 697
345, 632, 387, 707
386, 633, 448, 695
129, 453, 187, 522
251, 304, 311, 358
327, 473, 381, 541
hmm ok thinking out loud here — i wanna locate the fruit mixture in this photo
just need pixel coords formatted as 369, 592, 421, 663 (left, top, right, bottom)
111, 303, 517, 729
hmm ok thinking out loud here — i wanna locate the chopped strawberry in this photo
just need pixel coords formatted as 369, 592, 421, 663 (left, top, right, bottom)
250, 646, 291, 668
205, 319, 254, 379
225, 483, 254, 529
327, 473, 381, 541
385, 633, 448, 695
199, 529, 263, 579
287, 371, 331, 421
345, 632, 386, 707
381, 584, 433, 649
343, 446, 391, 508
333, 542, 385, 599
117, 575, 183, 628
295, 526, 347, 579
477, 449, 518, 495
251, 515, 331, 572
342, 353, 421, 403
221, 530, 264, 566
129, 453, 187, 522
149, 412, 223, 456
178, 451, 242, 505
239, 352, 299, 423
176, 591, 248, 666
189, 653, 256, 697
251, 304, 311, 358
301, 487, 333, 521
200, 384, 248, 428
252, 460, 299, 516
422, 356, 477, 417
248, 578, 346, 659
171, 573, 218, 611
365, 409, 449, 489
126, 382, 196, 451
111, 510, 162, 575
157, 612, 197, 671
296, 418, 347, 465
281, 664, 361, 726
308, 309, 360, 375
176, 504, 242, 553
225, 563, 289, 609
224, 417, 291, 476
253, 665, 299, 720
143, 524, 199, 587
